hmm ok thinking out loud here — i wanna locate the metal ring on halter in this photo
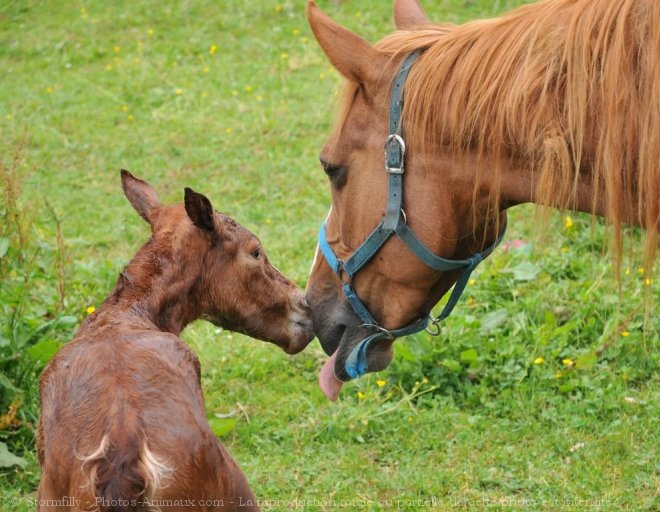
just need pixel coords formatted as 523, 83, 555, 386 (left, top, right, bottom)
425, 316, 441, 336
400, 209, 407, 225
361, 323, 396, 341
337, 259, 352, 285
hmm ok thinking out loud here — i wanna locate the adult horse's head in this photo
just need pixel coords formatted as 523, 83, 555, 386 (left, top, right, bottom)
305, 0, 506, 399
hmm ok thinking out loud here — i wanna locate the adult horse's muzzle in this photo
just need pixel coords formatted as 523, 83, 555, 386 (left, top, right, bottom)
306, 286, 395, 400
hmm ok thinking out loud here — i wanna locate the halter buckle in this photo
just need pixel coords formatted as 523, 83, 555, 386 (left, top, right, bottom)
384, 134, 406, 174
361, 323, 396, 341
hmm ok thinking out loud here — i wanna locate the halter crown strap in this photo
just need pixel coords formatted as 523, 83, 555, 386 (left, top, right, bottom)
317, 50, 506, 380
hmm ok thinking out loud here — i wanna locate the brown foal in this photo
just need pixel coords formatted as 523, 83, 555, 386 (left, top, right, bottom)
37, 171, 314, 511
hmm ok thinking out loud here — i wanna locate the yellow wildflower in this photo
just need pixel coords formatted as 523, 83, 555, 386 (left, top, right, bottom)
121, 105, 128, 112
555, 371, 563, 379
225, 127, 233, 134
113, 45, 121, 53
300, 36, 308, 44
231, 90, 238, 96
292, 28, 300, 36
644, 278, 652, 286
265, 218, 272, 225
256, 95, 263, 102
209, 44, 218, 55
275, 5, 282, 12
244, 85, 253, 93
86, 306, 96, 315
203, 66, 209, 73
621, 331, 630, 337
468, 278, 476, 286
564, 216, 573, 229
201, 91, 208, 98
6, 113, 13, 120
127, 114, 134, 121
562, 358, 573, 366
561, 246, 568, 253
355, 11, 362, 18
624, 268, 631, 276
356, 391, 365, 399
466, 297, 476, 306
376, 379, 386, 387
280, 52, 289, 60
105, 64, 113, 71
147, 28, 155, 36
80, 7, 87, 14
638, 267, 645, 275
45, 86, 53, 94
175, 88, 183, 95
534, 357, 544, 365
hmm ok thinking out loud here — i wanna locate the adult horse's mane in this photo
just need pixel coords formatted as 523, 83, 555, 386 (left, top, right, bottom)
336, 0, 659, 271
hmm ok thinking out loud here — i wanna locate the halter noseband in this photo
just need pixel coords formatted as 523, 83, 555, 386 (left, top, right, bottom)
318, 50, 506, 380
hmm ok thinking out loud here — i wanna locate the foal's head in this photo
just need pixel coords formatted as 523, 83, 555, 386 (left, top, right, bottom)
121, 170, 314, 354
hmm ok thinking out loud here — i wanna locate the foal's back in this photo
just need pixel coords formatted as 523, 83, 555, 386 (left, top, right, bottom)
39, 320, 255, 510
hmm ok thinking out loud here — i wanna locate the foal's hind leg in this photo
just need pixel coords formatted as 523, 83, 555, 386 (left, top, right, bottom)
228, 469, 260, 512
218, 444, 260, 512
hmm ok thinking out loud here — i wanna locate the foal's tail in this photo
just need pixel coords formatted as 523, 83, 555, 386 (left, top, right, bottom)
79, 432, 171, 512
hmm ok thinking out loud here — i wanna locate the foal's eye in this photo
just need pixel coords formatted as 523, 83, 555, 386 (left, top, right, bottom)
251, 248, 261, 260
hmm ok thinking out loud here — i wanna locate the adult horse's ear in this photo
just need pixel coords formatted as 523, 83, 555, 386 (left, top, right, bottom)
121, 169, 162, 225
184, 187, 215, 233
307, 0, 386, 84
393, 0, 430, 29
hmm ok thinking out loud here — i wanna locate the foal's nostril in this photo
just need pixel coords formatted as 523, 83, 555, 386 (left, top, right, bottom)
295, 294, 311, 314
295, 317, 313, 330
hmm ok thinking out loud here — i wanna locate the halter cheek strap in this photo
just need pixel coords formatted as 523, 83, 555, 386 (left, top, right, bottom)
318, 50, 506, 380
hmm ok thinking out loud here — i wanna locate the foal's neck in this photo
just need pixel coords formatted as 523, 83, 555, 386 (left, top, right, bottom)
80, 236, 202, 337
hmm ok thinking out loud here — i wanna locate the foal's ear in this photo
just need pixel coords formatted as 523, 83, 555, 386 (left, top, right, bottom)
393, 0, 430, 29
307, 1, 387, 84
121, 169, 162, 225
184, 188, 215, 233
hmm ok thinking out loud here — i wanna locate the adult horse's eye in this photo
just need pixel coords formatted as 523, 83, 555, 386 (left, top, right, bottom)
319, 158, 342, 179
251, 248, 261, 260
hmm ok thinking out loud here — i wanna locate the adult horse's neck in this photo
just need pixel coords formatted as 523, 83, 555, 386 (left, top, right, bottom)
398, 0, 658, 255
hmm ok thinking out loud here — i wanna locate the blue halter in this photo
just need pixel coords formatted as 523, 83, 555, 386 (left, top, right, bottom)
318, 50, 506, 380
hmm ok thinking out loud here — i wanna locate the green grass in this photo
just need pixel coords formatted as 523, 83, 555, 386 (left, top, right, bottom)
1, 0, 657, 510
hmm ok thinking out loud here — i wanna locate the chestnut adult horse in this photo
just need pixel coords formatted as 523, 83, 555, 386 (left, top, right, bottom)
305, 0, 659, 400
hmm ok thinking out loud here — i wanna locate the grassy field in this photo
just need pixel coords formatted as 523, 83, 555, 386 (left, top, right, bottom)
1, 0, 657, 510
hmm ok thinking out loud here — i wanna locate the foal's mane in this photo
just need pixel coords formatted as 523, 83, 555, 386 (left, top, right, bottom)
339, 0, 659, 271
